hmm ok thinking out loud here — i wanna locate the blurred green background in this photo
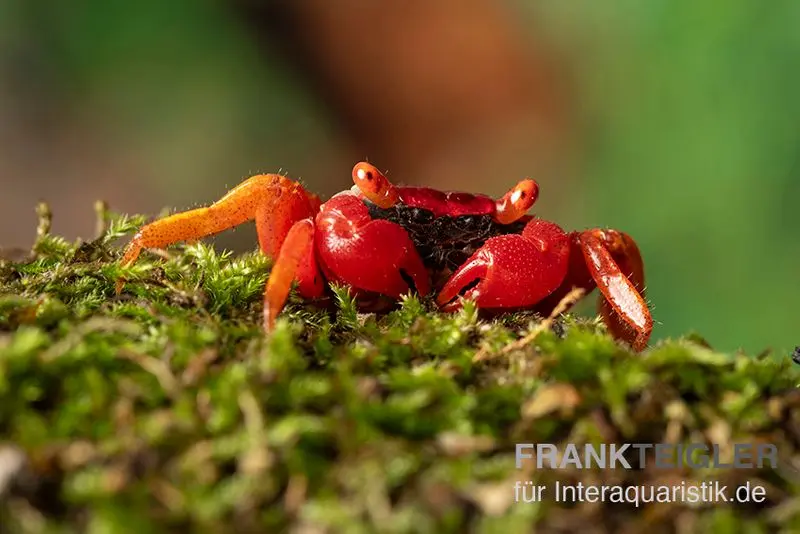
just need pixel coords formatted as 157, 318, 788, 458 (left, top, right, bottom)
1, 0, 798, 354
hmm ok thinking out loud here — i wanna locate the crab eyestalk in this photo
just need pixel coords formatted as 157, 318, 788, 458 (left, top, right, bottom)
494, 179, 539, 225
352, 162, 399, 209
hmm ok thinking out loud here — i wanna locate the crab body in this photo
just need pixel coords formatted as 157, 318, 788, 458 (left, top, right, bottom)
118, 163, 652, 351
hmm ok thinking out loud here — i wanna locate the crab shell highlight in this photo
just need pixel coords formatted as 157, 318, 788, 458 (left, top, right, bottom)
117, 162, 653, 351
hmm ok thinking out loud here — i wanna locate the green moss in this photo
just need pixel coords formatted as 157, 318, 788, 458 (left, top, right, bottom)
0, 204, 798, 533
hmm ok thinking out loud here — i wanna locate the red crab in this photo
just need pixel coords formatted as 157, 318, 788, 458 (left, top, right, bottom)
117, 163, 653, 350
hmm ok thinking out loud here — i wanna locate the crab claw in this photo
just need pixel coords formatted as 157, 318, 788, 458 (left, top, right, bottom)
315, 193, 430, 298
437, 219, 570, 311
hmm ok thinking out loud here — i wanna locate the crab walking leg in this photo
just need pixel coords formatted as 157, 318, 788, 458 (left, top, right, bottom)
254, 183, 322, 258
263, 218, 322, 331
117, 174, 319, 292
577, 229, 652, 351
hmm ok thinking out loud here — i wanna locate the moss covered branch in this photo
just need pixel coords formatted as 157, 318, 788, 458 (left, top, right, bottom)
0, 204, 799, 533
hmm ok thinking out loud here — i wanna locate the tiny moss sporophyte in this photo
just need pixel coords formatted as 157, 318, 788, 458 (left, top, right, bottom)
117, 162, 653, 350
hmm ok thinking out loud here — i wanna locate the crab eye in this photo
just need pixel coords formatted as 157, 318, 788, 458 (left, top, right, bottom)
352, 162, 398, 208
495, 178, 539, 224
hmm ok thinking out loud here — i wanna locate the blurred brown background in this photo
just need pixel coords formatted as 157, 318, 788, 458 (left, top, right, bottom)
1, 0, 799, 354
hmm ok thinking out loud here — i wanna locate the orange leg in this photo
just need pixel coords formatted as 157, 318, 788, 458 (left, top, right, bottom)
263, 218, 323, 331
116, 174, 320, 292
578, 229, 651, 351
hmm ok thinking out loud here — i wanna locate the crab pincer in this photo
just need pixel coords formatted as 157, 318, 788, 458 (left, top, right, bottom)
436, 219, 571, 311
315, 193, 431, 299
